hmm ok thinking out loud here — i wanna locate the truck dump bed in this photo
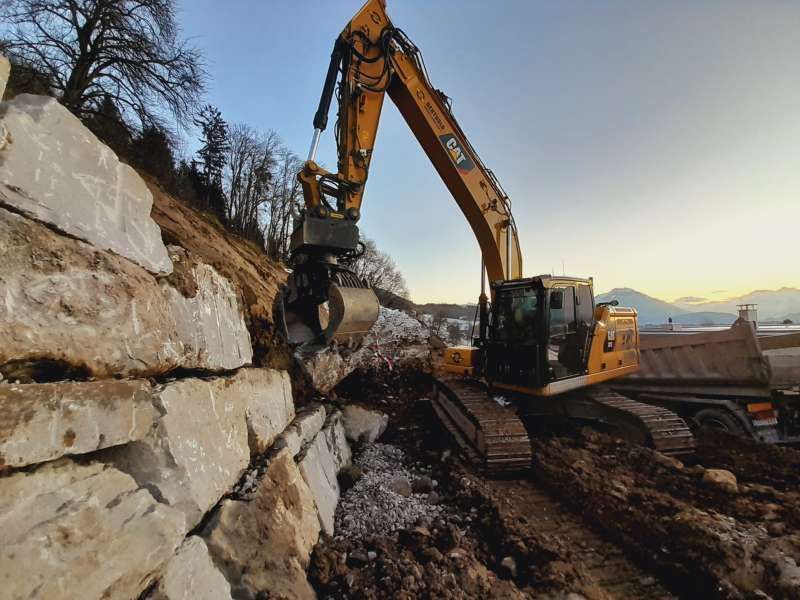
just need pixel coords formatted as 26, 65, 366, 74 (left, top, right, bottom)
620, 324, 774, 398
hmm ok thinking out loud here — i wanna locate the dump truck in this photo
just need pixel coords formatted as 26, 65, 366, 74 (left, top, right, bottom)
612, 323, 800, 444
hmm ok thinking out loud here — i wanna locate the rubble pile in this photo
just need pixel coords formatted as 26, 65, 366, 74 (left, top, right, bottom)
299, 306, 431, 393
335, 443, 445, 538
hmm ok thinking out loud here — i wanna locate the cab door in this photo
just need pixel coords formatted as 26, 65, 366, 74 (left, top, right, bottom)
547, 286, 580, 379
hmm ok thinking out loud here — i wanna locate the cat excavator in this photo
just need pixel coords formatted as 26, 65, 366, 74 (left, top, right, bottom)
283, 0, 695, 470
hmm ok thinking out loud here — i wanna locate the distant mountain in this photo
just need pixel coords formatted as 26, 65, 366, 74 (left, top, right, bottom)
595, 288, 686, 325
672, 311, 737, 326
673, 287, 800, 320
674, 296, 708, 304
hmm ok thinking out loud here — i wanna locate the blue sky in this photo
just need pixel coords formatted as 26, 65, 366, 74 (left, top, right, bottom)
177, 0, 800, 303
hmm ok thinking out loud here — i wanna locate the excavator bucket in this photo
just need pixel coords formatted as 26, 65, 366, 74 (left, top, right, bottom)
282, 269, 380, 352
326, 284, 380, 347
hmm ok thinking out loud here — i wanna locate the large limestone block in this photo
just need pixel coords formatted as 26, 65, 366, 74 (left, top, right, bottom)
150, 536, 232, 600
226, 368, 294, 454
342, 404, 389, 443
0, 459, 185, 600
0, 207, 184, 379
162, 246, 253, 371
276, 404, 327, 457
204, 447, 319, 600
298, 412, 352, 535
0, 55, 9, 99
0, 94, 172, 274
0, 379, 157, 469
109, 376, 251, 529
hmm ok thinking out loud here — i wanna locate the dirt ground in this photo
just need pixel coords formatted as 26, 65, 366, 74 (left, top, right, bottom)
311, 368, 800, 599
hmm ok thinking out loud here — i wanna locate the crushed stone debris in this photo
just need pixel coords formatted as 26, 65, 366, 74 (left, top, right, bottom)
334, 443, 445, 539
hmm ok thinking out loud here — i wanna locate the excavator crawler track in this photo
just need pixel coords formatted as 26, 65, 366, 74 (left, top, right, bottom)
584, 388, 696, 456
431, 379, 695, 471
432, 377, 532, 472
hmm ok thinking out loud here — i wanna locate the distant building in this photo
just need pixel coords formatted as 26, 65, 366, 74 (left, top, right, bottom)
737, 303, 758, 328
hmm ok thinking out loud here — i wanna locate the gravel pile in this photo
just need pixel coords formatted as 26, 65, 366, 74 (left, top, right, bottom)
335, 443, 445, 539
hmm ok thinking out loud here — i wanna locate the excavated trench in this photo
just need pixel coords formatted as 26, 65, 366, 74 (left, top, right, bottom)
312, 367, 800, 599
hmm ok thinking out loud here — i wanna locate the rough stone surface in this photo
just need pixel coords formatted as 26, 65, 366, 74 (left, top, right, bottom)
298, 412, 352, 535
342, 404, 389, 443
230, 368, 294, 454
0, 379, 157, 469
0, 94, 172, 274
162, 246, 252, 372
150, 536, 232, 600
0, 55, 9, 100
146, 176, 291, 371
276, 403, 327, 456
0, 459, 185, 600
0, 206, 184, 379
204, 447, 319, 600
108, 376, 251, 529
299, 348, 349, 395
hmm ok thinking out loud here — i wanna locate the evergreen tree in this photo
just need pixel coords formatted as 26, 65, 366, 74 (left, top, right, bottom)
130, 126, 176, 186
193, 104, 229, 220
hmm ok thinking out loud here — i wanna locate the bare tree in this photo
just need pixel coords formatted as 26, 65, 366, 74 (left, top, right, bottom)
263, 146, 303, 262
224, 124, 279, 239
352, 237, 409, 298
1, 0, 205, 130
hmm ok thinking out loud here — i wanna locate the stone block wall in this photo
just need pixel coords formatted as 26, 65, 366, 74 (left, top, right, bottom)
0, 73, 352, 600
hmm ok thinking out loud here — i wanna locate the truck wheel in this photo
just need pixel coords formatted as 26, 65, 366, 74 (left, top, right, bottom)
693, 408, 746, 436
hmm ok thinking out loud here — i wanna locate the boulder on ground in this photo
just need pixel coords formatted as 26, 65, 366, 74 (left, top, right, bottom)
0, 94, 172, 274
108, 376, 251, 529
0, 207, 184, 380
0, 379, 156, 469
204, 448, 319, 600
149, 536, 232, 600
298, 411, 352, 535
342, 404, 389, 443
0, 459, 185, 600
161, 246, 253, 372
702, 468, 739, 494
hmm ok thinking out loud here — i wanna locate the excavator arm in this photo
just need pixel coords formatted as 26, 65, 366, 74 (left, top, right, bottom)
284, 0, 521, 349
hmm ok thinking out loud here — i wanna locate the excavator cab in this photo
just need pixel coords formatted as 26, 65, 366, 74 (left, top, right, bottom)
439, 275, 639, 397
484, 277, 597, 389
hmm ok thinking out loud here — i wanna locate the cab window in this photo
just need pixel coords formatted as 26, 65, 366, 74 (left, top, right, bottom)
492, 289, 538, 343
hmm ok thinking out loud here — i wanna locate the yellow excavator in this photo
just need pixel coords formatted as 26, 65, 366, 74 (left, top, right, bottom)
283, 0, 695, 470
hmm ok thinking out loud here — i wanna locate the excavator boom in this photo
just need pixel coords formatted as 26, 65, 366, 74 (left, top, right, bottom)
285, 0, 520, 348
